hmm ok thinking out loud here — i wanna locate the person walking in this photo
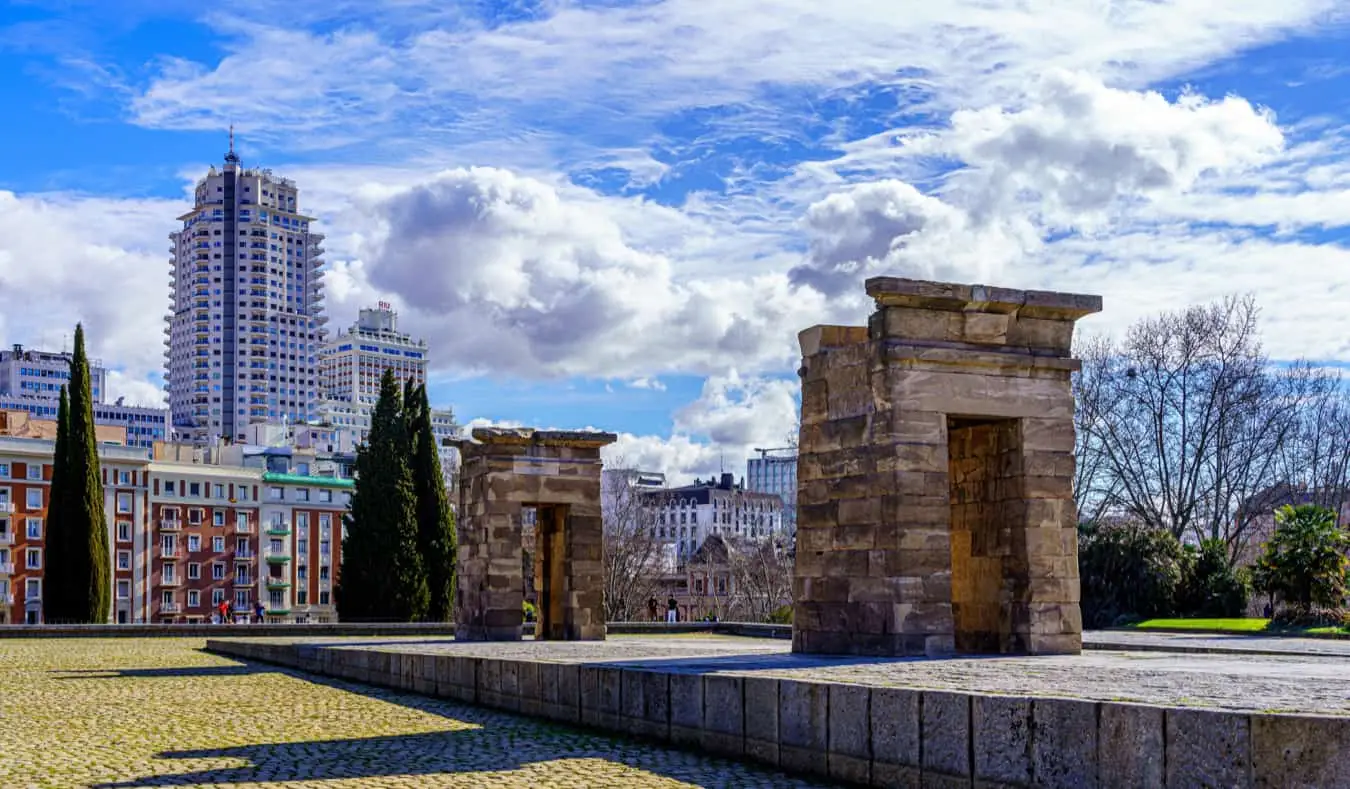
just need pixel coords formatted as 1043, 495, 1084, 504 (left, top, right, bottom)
218, 599, 231, 625
646, 597, 658, 622
666, 596, 678, 624
254, 601, 265, 624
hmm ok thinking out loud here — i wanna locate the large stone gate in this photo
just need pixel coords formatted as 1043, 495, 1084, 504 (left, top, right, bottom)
448, 427, 615, 642
794, 277, 1101, 657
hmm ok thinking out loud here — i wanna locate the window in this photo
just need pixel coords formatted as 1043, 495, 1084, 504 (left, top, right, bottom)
162, 563, 176, 583
161, 590, 174, 606
318, 565, 329, 581
212, 588, 225, 605
297, 539, 308, 555
319, 541, 330, 558
187, 590, 200, 607
212, 536, 225, 552
25, 578, 40, 600
213, 484, 225, 499
188, 509, 203, 525
117, 521, 131, 542
161, 534, 176, 555
26, 548, 41, 569
117, 550, 131, 570
296, 488, 310, 502
165, 481, 176, 496
117, 493, 132, 514
117, 580, 130, 599
26, 489, 42, 509
189, 482, 201, 497
318, 489, 332, 503
269, 538, 284, 555
237, 486, 250, 502
318, 591, 330, 605
0, 463, 8, 478
213, 511, 225, 527
187, 534, 201, 552
237, 512, 249, 531
235, 590, 249, 609
118, 470, 131, 486
296, 590, 308, 605
26, 519, 41, 539
188, 563, 201, 580
268, 486, 283, 500
212, 563, 225, 580
26, 463, 42, 481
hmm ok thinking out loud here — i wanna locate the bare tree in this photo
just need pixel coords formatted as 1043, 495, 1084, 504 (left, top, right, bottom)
601, 464, 667, 622
725, 536, 794, 622
1074, 296, 1310, 558
1272, 374, 1350, 515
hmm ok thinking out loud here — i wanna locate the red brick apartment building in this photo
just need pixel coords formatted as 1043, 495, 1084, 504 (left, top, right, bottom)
0, 414, 349, 624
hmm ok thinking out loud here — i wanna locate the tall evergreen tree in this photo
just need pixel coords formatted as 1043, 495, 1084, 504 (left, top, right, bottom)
338, 369, 428, 621
42, 387, 72, 620
410, 384, 457, 621
48, 326, 110, 623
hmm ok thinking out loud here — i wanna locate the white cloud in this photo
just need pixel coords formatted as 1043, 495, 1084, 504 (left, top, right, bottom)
605, 372, 799, 485
104, 370, 166, 408
627, 377, 666, 391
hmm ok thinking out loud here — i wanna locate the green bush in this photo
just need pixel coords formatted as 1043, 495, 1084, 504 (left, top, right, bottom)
1254, 504, 1350, 612
1078, 520, 1188, 628
1176, 538, 1251, 618
767, 605, 792, 624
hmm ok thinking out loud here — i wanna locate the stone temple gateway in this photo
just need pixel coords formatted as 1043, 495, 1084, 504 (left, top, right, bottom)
448, 427, 616, 642
793, 277, 1102, 657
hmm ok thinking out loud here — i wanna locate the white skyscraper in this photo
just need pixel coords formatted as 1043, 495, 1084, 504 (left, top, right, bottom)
165, 135, 327, 443
317, 303, 459, 484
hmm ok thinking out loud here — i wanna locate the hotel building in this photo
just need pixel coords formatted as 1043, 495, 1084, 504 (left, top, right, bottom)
165, 137, 327, 444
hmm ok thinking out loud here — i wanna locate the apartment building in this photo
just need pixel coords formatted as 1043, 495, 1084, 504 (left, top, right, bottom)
259, 472, 350, 622
0, 344, 169, 450
166, 136, 327, 444
640, 473, 786, 564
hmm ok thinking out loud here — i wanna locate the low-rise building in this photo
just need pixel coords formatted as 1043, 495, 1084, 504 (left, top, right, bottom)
639, 473, 785, 564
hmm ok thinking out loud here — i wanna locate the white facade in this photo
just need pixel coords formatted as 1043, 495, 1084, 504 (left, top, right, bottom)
165, 141, 327, 444
0, 345, 169, 450
640, 474, 785, 564
0, 345, 107, 403
746, 449, 797, 533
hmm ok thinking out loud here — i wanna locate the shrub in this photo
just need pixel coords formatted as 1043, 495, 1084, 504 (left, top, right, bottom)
1176, 538, 1251, 618
522, 600, 537, 622
1254, 504, 1350, 612
1078, 520, 1188, 628
768, 604, 792, 625
1270, 607, 1350, 629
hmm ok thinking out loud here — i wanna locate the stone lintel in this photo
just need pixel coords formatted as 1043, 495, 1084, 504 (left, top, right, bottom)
865, 277, 1103, 322
882, 341, 1083, 373
444, 427, 618, 452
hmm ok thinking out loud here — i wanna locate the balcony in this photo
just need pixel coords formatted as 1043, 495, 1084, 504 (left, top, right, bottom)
265, 578, 291, 590
233, 576, 253, 586
266, 524, 291, 536
0, 502, 14, 514
235, 549, 256, 560
265, 554, 291, 564
0, 593, 12, 605
0, 531, 13, 545
161, 603, 182, 614
160, 519, 182, 531
158, 545, 183, 559
160, 576, 182, 587
0, 561, 14, 574
266, 608, 291, 616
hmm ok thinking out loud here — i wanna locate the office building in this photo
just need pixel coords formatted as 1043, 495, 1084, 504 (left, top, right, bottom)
165, 134, 327, 444
747, 447, 797, 533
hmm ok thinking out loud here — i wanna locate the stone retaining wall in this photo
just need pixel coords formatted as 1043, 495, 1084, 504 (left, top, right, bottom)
0, 621, 792, 639
206, 638, 1350, 788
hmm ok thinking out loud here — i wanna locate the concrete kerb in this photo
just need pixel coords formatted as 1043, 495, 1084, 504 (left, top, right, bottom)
202, 639, 1350, 788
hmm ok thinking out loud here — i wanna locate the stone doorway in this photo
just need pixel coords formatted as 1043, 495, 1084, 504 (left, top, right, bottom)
447, 428, 615, 642
947, 416, 1028, 653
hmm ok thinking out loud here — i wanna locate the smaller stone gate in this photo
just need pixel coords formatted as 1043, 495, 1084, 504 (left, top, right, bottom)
447, 427, 615, 642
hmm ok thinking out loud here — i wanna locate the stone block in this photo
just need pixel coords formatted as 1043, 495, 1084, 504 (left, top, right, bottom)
1098, 702, 1163, 788
701, 675, 744, 758
1252, 713, 1350, 788
1166, 708, 1250, 788
550, 663, 581, 724
414, 652, 438, 695
870, 687, 920, 788
922, 691, 970, 781
828, 684, 872, 785
669, 673, 703, 746
973, 695, 1031, 786
580, 666, 622, 730
743, 677, 779, 766
517, 660, 541, 716
779, 680, 830, 777
1031, 698, 1097, 788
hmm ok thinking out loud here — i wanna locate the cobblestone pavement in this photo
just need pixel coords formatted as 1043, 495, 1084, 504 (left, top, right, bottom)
0, 639, 836, 789
221, 633, 1350, 716
1083, 629, 1350, 656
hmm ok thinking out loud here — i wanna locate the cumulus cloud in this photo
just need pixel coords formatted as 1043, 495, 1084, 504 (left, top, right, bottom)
103, 371, 167, 408
605, 372, 799, 485
351, 167, 828, 378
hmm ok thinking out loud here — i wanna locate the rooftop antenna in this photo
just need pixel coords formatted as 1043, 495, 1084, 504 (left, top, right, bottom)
225, 123, 240, 164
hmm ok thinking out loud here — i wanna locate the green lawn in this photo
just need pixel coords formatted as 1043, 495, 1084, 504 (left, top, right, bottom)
1129, 618, 1350, 636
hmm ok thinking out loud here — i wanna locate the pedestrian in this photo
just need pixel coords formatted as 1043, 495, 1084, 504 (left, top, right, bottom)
254, 601, 265, 624
218, 599, 230, 624
646, 597, 658, 622
666, 596, 678, 624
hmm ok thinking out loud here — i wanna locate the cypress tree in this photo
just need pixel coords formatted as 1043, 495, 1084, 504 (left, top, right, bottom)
338, 369, 428, 621
410, 384, 457, 621
42, 387, 72, 621
61, 326, 110, 622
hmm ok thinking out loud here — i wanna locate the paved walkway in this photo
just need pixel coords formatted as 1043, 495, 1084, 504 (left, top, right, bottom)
1084, 629, 1350, 657
225, 633, 1350, 716
0, 638, 834, 788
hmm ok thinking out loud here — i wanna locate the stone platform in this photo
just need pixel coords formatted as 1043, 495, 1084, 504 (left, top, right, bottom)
207, 635, 1350, 788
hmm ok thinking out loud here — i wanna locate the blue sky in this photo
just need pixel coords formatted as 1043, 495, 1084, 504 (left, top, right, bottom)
2, 0, 1350, 480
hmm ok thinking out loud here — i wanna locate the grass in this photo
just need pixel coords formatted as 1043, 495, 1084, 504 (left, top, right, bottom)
1129, 618, 1350, 636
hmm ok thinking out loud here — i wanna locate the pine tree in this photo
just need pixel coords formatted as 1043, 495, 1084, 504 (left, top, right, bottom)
410, 384, 457, 621
338, 369, 428, 621
50, 326, 111, 623
42, 387, 72, 621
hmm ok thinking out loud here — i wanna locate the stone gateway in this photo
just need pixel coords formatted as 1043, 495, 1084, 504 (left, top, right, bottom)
447, 427, 616, 642
793, 277, 1102, 657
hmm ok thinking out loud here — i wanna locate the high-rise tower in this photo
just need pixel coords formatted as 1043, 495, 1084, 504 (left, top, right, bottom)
165, 134, 327, 443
